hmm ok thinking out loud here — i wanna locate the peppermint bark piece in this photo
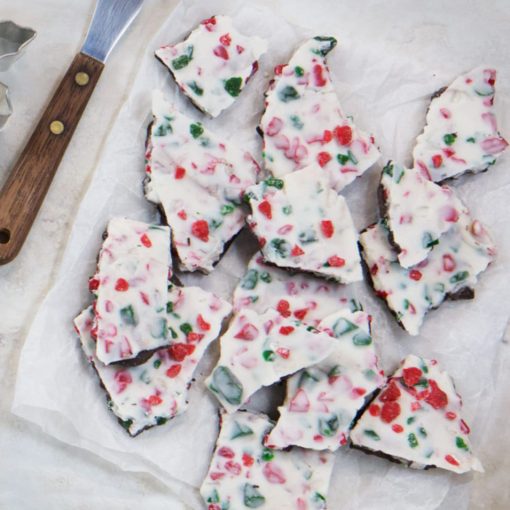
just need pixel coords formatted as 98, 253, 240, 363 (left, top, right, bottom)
90, 218, 172, 365
155, 15, 267, 117
350, 355, 483, 473
206, 308, 335, 413
413, 67, 508, 182
267, 310, 385, 451
200, 410, 335, 510
360, 214, 495, 336
234, 254, 359, 327
379, 162, 462, 268
145, 91, 260, 272
75, 284, 231, 436
245, 167, 362, 283
260, 37, 380, 192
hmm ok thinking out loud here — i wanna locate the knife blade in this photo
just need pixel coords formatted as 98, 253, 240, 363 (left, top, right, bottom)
0, 0, 144, 265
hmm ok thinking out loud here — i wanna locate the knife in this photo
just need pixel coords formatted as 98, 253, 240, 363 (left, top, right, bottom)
0, 0, 143, 265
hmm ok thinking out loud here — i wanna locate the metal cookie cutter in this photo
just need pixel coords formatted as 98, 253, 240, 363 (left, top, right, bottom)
0, 82, 12, 129
0, 20, 36, 71
0, 20, 36, 129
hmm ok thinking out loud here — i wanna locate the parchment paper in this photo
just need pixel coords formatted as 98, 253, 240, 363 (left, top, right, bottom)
12, 0, 510, 509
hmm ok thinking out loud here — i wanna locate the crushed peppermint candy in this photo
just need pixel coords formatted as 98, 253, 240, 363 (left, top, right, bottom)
75, 283, 231, 436
267, 309, 385, 451
260, 36, 380, 192
206, 308, 335, 413
155, 15, 267, 117
200, 410, 334, 510
91, 218, 172, 365
233, 253, 360, 328
379, 161, 464, 268
350, 355, 483, 473
245, 167, 362, 283
360, 212, 495, 336
413, 66, 508, 182
145, 90, 259, 273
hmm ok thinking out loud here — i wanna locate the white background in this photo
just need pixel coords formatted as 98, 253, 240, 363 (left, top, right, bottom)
0, 1, 509, 509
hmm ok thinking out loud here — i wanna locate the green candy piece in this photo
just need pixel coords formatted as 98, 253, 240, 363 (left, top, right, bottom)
264, 177, 284, 189
270, 238, 291, 258
261, 447, 274, 461
262, 350, 276, 362
188, 80, 203, 96
298, 369, 320, 387
294, 66, 304, 77
180, 322, 193, 335
231, 420, 254, 439
224, 77, 243, 97
171, 46, 194, 70
298, 228, 318, 244
207, 489, 220, 503
155, 416, 168, 426
364, 429, 380, 441
241, 269, 259, 290
290, 114, 304, 129
408, 432, 419, 448
282, 205, 293, 215
210, 366, 243, 406
352, 331, 372, 346
456, 436, 469, 451
331, 317, 357, 337
443, 133, 457, 146
221, 204, 235, 215
243, 483, 266, 508
150, 317, 167, 339
319, 415, 339, 437
189, 122, 204, 139
259, 271, 272, 283
278, 85, 299, 102
119, 305, 137, 326
449, 271, 469, 284
153, 358, 162, 369
422, 232, 439, 249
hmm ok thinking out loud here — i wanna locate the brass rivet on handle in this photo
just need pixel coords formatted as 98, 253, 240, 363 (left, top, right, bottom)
49, 120, 64, 135
75, 71, 90, 86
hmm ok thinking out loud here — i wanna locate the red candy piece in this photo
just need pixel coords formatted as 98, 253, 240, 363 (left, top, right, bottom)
320, 220, 334, 238
279, 326, 295, 335
392, 424, 404, 433
312, 64, 327, 87
381, 401, 401, 423
263, 462, 286, 484
289, 388, 310, 412
431, 154, 443, 168
276, 299, 291, 317
445, 454, 460, 466
219, 33, 231, 46
191, 220, 209, 242
425, 379, 448, 409
213, 45, 229, 60
291, 245, 305, 257
140, 233, 152, 248
197, 314, 211, 331
242, 453, 254, 466
166, 364, 181, 378
402, 367, 423, 387
88, 277, 100, 292
317, 151, 332, 167
293, 308, 308, 320
442, 253, 456, 272
115, 278, 129, 292
169, 343, 195, 362
175, 166, 186, 179
379, 380, 401, 402
368, 404, 381, 416
258, 200, 272, 219
276, 347, 290, 359
409, 269, 422, 281
217, 446, 235, 458
114, 371, 132, 393
334, 125, 353, 146
234, 323, 259, 341
327, 256, 345, 267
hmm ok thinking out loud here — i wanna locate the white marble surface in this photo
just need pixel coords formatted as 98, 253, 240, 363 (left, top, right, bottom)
0, 1, 509, 509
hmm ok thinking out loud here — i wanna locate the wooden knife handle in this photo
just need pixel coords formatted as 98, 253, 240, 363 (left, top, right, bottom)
0, 52, 104, 265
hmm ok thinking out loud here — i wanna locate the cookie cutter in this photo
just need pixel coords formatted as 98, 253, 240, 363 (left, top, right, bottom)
0, 21, 36, 129
0, 81, 12, 129
0, 20, 36, 72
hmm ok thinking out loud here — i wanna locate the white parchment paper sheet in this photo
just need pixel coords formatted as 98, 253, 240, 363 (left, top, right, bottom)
12, 0, 510, 509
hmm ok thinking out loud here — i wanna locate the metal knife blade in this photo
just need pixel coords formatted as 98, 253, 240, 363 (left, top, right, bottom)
82, 0, 144, 63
